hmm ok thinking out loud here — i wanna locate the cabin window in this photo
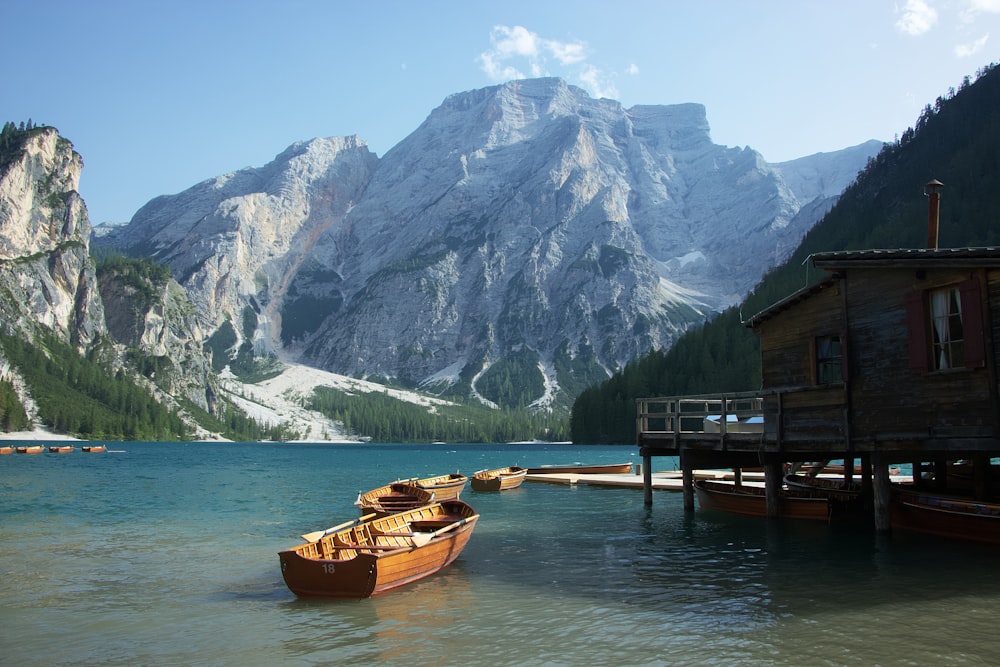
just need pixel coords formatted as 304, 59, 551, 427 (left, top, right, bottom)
929, 286, 964, 370
906, 278, 985, 373
815, 335, 843, 384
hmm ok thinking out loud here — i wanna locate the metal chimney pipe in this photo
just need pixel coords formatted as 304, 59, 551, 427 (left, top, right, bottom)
925, 179, 943, 249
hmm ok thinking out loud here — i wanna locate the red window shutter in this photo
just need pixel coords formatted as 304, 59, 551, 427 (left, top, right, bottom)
960, 278, 986, 368
906, 291, 929, 373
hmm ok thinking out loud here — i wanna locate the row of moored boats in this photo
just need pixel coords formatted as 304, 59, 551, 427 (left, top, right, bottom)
0, 444, 107, 455
278, 466, 531, 598
278, 461, 635, 597
693, 462, 1000, 544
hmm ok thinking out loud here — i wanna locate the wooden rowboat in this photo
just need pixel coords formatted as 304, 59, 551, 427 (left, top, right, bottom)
525, 462, 633, 475
82, 445, 106, 453
49, 445, 75, 453
279, 500, 479, 598
784, 472, 862, 496
890, 486, 1000, 544
16, 445, 45, 454
355, 482, 436, 517
0, 446, 14, 455
410, 472, 468, 500
694, 479, 861, 521
470, 466, 527, 492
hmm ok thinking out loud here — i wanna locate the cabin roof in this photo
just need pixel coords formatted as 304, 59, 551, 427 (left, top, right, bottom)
742, 276, 839, 329
744, 247, 1000, 328
810, 246, 1000, 269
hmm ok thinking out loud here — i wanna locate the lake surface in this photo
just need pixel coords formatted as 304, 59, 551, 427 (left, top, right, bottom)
2, 441, 998, 666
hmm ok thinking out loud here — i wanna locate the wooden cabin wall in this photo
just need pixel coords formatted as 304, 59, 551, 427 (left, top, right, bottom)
757, 286, 848, 444
846, 267, 995, 444
758, 286, 843, 389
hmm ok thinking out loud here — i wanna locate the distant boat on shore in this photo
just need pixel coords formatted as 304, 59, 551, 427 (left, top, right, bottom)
525, 462, 633, 475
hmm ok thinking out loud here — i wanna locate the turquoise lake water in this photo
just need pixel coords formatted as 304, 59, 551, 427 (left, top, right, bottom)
2, 441, 999, 666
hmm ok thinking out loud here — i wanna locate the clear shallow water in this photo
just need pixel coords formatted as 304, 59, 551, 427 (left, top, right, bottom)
2, 442, 999, 666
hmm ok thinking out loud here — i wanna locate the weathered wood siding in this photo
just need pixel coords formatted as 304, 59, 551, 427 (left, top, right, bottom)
846, 267, 994, 441
756, 283, 848, 443
756, 266, 998, 448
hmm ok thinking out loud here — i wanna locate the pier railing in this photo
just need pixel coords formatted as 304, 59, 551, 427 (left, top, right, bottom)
636, 392, 765, 438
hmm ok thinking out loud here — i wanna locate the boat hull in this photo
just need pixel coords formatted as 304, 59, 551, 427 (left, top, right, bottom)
16, 446, 44, 454
694, 480, 852, 521
412, 473, 468, 500
890, 487, 1000, 544
525, 462, 632, 475
470, 466, 527, 492
355, 482, 435, 517
279, 501, 478, 598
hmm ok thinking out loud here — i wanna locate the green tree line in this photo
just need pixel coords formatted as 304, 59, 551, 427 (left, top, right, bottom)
0, 331, 188, 440
308, 386, 567, 443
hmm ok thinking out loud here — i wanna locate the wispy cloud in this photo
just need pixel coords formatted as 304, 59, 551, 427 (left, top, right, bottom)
478, 25, 619, 99
962, 0, 1000, 21
895, 0, 939, 35
955, 33, 990, 56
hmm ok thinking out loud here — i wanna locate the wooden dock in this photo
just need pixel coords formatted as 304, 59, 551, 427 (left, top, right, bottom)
526, 470, 910, 492
525, 469, 759, 491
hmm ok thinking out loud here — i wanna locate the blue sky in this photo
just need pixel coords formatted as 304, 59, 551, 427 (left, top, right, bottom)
4, 1, 999, 224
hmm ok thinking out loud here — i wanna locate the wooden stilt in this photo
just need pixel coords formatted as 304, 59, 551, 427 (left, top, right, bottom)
643, 452, 653, 506
764, 461, 782, 519
682, 453, 694, 512
873, 456, 892, 533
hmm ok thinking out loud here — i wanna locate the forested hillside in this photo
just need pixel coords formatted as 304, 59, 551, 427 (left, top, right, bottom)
571, 61, 1000, 444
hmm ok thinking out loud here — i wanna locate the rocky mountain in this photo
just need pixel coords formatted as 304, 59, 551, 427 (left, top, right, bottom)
94, 78, 880, 410
0, 125, 218, 430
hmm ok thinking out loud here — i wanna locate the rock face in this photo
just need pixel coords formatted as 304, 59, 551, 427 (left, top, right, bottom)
0, 126, 216, 415
94, 79, 881, 408
0, 127, 104, 344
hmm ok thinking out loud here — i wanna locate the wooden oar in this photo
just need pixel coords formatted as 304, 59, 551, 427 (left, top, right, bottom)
301, 513, 377, 543
410, 515, 479, 547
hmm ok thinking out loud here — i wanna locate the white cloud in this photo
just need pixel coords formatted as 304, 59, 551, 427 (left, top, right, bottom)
478, 25, 618, 99
578, 64, 619, 100
961, 0, 1000, 22
955, 33, 990, 56
627, 63, 640, 75
895, 0, 938, 35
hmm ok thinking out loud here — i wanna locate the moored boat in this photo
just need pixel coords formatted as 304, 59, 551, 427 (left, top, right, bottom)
525, 462, 633, 475
784, 472, 862, 496
16, 445, 45, 454
279, 499, 479, 598
694, 479, 861, 521
81, 445, 107, 453
470, 466, 527, 492
0, 445, 14, 455
890, 486, 1000, 544
48, 445, 75, 453
355, 482, 436, 517
410, 472, 468, 500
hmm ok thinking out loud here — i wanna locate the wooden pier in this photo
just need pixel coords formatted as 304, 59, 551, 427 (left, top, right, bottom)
636, 246, 1000, 533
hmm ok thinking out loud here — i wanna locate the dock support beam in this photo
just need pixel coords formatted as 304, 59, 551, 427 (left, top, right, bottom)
873, 455, 892, 533
764, 461, 782, 519
681, 452, 695, 512
642, 453, 653, 506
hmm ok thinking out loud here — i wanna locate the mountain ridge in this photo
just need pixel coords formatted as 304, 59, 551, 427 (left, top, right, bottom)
93, 78, 879, 411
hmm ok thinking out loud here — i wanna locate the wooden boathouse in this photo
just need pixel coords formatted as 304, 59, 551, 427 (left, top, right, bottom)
636, 189, 1000, 532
